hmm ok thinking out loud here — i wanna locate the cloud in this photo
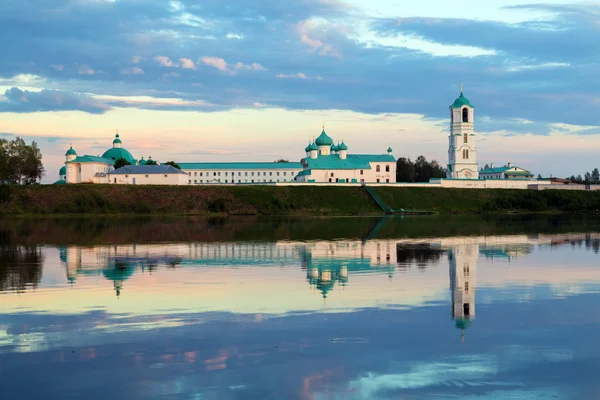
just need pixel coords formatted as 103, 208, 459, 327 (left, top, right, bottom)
154, 56, 177, 67
131, 56, 143, 64
49, 65, 64, 71
0, 87, 111, 114
179, 58, 196, 70
276, 72, 322, 80
77, 65, 94, 75
234, 62, 267, 71
200, 56, 229, 72
120, 66, 145, 75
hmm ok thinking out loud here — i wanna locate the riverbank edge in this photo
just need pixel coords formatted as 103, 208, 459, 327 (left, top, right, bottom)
2, 185, 600, 216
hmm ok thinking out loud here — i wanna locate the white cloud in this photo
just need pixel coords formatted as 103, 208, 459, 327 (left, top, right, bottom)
121, 66, 145, 75
234, 62, 267, 71
78, 65, 95, 75
225, 33, 244, 39
154, 56, 177, 67
162, 72, 180, 79
131, 56, 143, 64
296, 19, 343, 58
179, 58, 196, 70
201, 56, 229, 72
276, 72, 323, 80
49, 64, 64, 71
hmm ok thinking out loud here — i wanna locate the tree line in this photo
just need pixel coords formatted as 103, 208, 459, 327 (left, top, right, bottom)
0, 137, 44, 184
396, 156, 446, 182
567, 168, 600, 185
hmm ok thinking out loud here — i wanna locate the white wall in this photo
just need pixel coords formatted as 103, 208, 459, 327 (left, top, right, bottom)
66, 162, 111, 184
109, 172, 188, 185
181, 168, 301, 184
296, 162, 396, 183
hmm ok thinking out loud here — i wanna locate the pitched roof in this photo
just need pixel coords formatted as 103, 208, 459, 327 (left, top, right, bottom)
111, 165, 188, 175
178, 162, 302, 170
480, 165, 532, 174
67, 155, 114, 164
303, 154, 395, 170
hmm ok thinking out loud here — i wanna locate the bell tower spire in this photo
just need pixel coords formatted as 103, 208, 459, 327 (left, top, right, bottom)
447, 86, 479, 179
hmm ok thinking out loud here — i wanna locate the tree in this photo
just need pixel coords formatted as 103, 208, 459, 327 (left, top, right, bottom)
275, 159, 290, 163
144, 159, 158, 166
114, 158, 131, 169
592, 168, 600, 184
164, 161, 181, 170
0, 137, 44, 184
577, 175, 583, 184
585, 171, 592, 184
396, 157, 415, 182
483, 164, 490, 170
537, 174, 543, 180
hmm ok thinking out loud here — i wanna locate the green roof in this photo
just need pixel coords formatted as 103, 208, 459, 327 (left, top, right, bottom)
59, 166, 66, 176
387, 147, 393, 153
178, 162, 303, 170
451, 92, 474, 109
65, 146, 77, 156
481, 165, 532, 175
505, 171, 534, 176
315, 129, 333, 146
102, 147, 136, 163
296, 170, 311, 177
53, 179, 67, 185
67, 155, 114, 164
304, 154, 395, 170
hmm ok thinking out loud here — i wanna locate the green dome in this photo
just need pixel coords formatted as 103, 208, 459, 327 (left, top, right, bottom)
451, 92, 474, 109
308, 142, 318, 151
102, 264, 135, 282
59, 166, 66, 176
330, 144, 338, 152
65, 146, 77, 156
305, 142, 312, 152
113, 133, 122, 144
455, 318, 472, 330
138, 157, 146, 165
387, 147, 393, 153
315, 129, 333, 146
102, 147, 136, 163
338, 141, 348, 151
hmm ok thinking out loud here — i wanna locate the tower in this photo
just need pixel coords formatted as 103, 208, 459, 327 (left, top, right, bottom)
447, 85, 478, 179
448, 240, 478, 339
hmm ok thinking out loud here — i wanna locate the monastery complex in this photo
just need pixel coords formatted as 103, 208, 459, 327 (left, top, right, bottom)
55, 90, 552, 189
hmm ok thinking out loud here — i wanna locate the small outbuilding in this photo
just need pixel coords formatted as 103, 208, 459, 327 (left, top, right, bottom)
109, 165, 188, 185
479, 163, 534, 180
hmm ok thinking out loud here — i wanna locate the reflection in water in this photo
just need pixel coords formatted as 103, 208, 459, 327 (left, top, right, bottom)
3, 230, 600, 399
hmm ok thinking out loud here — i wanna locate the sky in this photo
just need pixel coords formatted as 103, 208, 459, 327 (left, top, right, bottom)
1, 0, 599, 182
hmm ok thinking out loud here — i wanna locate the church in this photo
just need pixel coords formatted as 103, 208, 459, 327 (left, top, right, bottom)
447, 87, 479, 179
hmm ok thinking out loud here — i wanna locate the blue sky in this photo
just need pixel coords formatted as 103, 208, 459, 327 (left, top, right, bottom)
0, 0, 599, 182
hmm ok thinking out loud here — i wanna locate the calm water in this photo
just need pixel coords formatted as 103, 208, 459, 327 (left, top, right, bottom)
2, 215, 600, 399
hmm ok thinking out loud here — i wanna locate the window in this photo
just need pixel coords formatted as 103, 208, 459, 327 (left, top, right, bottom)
376, 179, 380, 183
164, 174, 168, 177
465, 282, 469, 292
245, 172, 248, 176
225, 172, 228, 176
263, 172, 266, 176
463, 133, 468, 143
463, 149, 469, 159
376, 165, 381, 172
200, 172, 203, 176
329, 178, 332, 182
386, 179, 389, 183
194, 180, 197, 183
238, 172, 241, 176
270, 172, 272, 176
225, 180, 228, 183
145, 175, 149, 178
252, 172, 254, 176
331, 173, 334, 177
213, 172, 216, 176
115, 178, 118, 183
385, 165, 390, 172
462, 107, 469, 122
194, 172, 197, 176
218, 172, 221, 176
284, 172, 287, 176
360, 170, 363, 175
125, 175, 128, 178
277, 172, 280, 176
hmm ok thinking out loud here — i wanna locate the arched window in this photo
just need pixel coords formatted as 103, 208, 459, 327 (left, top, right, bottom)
462, 108, 469, 123
385, 165, 390, 172
376, 165, 381, 172
463, 133, 468, 143
462, 149, 469, 159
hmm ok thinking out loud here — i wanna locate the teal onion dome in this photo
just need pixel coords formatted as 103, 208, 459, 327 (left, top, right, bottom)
102, 147, 135, 163
330, 144, 338, 152
308, 142, 318, 151
451, 91, 474, 109
66, 146, 77, 156
59, 166, 66, 176
113, 133, 122, 144
305, 142, 312, 152
337, 141, 348, 151
315, 129, 333, 146
387, 146, 393, 153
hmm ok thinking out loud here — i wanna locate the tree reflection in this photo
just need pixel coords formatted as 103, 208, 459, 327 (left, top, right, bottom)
0, 245, 43, 292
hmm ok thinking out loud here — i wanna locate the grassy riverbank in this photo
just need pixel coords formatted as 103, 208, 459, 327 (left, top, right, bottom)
2, 184, 600, 215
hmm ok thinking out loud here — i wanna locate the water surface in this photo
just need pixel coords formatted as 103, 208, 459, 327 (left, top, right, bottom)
2, 216, 600, 399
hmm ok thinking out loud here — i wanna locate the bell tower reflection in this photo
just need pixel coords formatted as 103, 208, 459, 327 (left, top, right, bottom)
448, 242, 478, 341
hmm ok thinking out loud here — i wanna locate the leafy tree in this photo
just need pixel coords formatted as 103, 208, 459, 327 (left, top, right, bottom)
0, 137, 44, 184
114, 158, 131, 169
396, 157, 415, 182
577, 175, 583, 184
585, 171, 592, 184
592, 168, 600, 184
164, 161, 181, 170
275, 159, 290, 163
144, 159, 158, 166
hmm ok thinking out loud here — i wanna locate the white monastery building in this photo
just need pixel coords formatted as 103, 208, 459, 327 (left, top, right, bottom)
55, 88, 549, 188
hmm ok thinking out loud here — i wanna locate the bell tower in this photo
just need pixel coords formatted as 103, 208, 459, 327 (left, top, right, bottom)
447, 84, 478, 179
